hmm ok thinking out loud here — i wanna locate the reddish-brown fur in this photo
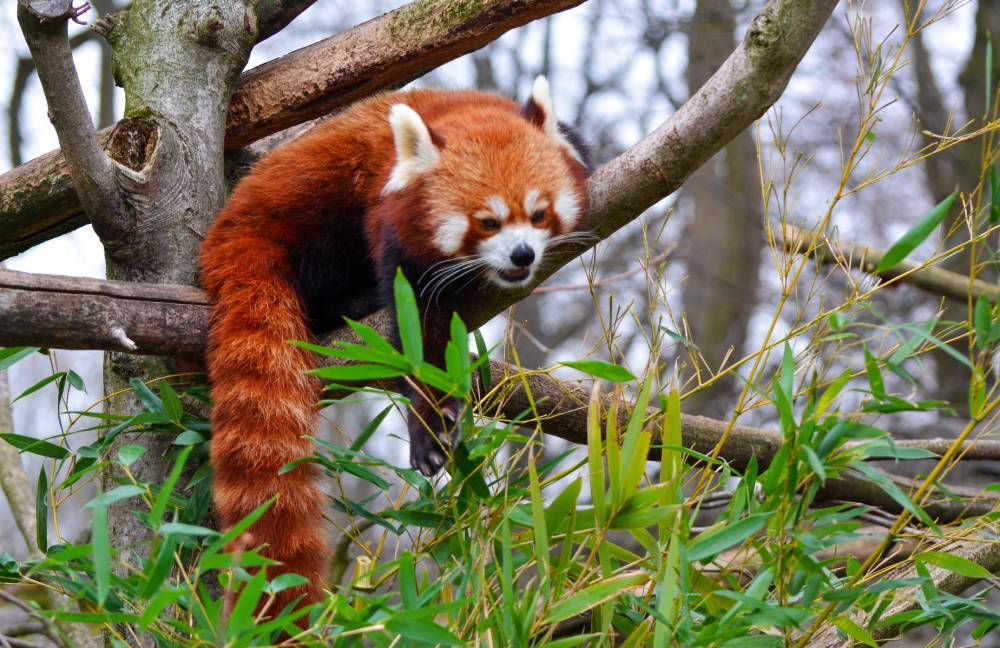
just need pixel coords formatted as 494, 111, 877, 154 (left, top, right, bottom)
200, 88, 589, 618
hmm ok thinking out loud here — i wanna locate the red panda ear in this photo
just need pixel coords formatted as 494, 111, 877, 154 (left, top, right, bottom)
521, 76, 585, 166
383, 104, 441, 195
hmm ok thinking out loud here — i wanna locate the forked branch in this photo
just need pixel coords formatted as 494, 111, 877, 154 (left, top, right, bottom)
15, 0, 126, 244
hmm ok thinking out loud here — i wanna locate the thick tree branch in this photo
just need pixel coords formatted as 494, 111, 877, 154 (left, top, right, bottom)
0, 0, 585, 259
253, 0, 320, 42
15, 0, 125, 245
1, 269, 998, 522
785, 225, 1000, 303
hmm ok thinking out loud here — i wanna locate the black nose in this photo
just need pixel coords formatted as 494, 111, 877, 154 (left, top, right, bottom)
510, 244, 535, 268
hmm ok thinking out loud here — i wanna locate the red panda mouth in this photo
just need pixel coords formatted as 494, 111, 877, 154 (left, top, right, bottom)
498, 268, 531, 283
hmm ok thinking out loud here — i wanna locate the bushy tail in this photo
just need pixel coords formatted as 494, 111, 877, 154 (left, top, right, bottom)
201, 230, 327, 617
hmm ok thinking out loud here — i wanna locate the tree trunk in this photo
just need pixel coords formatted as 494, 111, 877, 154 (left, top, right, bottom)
92, 2, 256, 644
681, 0, 763, 418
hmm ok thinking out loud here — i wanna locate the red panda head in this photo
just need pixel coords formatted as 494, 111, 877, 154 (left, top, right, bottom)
381, 77, 590, 290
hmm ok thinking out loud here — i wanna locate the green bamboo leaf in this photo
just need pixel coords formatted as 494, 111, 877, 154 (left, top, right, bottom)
0, 347, 41, 371
975, 295, 992, 350
11, 372, 65, 404
159, 382, 183, 422
35, 468, 48, 553
918, 550, 993, 578
350, 405, 393, 452
586, 387, 606, 530
0, 433, 70, 459
141, 536, 177, 600
310, 364, 409, 382
149, 446, 192, 529
851, 461, 936, 530
385, 613, 463, 646
863, 345, 885, 399
687, 513, 770, 563
619, 377, 652, 505
834, 616, 878, 647
875, 192, 957, 272
66, 370, 85, 393
117, 444, 146, 467
543, 572, 647, 624
160, 522, 219, 537
86, 485, 147, 509
528, 459, 550, 576
561, 359, 635, 383
92, 486, 111, 606
473, 329, 491, 390
129, 377, 165, 416
544, 477, 581, 536
394, 268, 423, 364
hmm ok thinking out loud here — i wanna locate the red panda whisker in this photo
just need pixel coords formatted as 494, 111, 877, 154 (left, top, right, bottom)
417, 254, 481, 286
420, 258, 487, 300
425, 259, 489, 307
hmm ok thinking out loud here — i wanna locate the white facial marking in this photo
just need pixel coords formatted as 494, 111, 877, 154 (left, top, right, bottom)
553, 186, 581, 230
478, 224, 551, 288
433, 212, 469, 255
523, 188, 549, 215
382, 104, 439, 195
485, 196, 510, 221
530, 76, 585, 166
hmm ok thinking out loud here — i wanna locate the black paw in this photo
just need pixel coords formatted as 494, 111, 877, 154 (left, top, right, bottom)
408, 401, 462, 477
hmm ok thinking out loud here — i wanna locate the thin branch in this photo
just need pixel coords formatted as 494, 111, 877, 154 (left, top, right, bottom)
253, 0, 320, 42
785, 224, 1000, 302
14, 0, 124, 244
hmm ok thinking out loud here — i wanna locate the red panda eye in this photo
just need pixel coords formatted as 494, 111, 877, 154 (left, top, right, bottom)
481, 218, 500, 231
531, 210, 546, 224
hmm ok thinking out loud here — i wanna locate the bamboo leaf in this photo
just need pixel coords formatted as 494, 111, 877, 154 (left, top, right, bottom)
543, 572, 647, 624
394, 268, 423, 365
687, 513, 770, 563
918, 550, 993, 578
875, 192, 957, 272
561, 359, 635, 383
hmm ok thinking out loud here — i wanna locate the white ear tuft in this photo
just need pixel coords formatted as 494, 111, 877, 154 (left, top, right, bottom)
531, 76, 558, 134
383, 104, 440, 195
529, 76, 585, 166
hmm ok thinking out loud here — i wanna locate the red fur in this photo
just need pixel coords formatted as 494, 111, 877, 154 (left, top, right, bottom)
200, 87, 589, 619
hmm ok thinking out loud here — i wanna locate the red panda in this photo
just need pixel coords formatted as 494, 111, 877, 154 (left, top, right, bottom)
200, 77, 590, 615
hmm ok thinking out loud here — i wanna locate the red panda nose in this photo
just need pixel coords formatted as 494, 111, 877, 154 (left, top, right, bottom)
510, 245, 535, 268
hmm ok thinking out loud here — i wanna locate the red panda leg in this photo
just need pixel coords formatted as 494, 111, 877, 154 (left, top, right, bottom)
204, 246, 328, 623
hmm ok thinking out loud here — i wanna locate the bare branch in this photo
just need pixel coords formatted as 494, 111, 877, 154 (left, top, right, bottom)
15, 0, 125, 244
252, 0, 320, 42
0, 0, 585, 259
785, 224, 1000, 303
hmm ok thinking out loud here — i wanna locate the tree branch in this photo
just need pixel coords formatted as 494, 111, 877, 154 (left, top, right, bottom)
0, 268, 997, 522
252, 0, 320, 42
0, 0, 585, 259
15, 0, 125, 244
785, 224, 1000, 303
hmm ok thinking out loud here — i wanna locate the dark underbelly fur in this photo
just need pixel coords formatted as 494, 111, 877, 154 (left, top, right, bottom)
291, 209, 379, 336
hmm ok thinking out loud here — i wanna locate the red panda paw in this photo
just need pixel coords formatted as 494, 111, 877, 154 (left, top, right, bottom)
407, 398, 462, 477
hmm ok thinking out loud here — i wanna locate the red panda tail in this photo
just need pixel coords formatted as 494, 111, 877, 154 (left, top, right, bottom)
201, 230, 327, 617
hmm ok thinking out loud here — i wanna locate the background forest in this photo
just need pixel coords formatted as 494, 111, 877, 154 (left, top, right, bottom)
0, 0, 999, 646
